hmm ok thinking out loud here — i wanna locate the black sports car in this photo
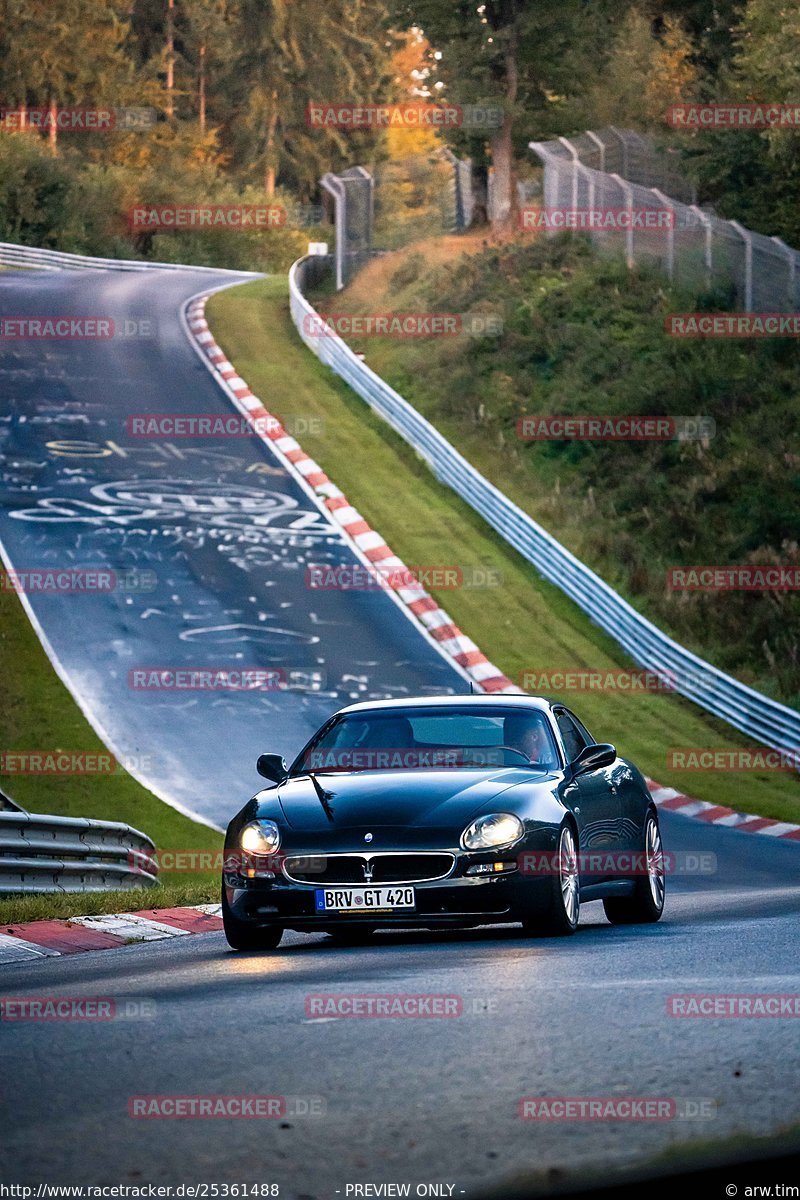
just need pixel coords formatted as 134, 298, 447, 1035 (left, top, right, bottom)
221, 695, 665, 950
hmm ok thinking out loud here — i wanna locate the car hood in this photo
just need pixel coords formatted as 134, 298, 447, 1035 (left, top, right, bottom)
269, 768, 553, 832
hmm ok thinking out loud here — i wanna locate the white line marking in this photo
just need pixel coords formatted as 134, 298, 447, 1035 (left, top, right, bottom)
70, 914, 191, 941
0, 932, 61, 963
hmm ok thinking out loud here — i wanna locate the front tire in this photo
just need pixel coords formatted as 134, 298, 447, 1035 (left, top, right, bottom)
222, 887, 283, 951
522, 822, 580, 937
603, 809, 666, 925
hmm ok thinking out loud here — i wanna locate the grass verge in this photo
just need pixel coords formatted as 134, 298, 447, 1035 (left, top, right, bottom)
486, 1120, 800, 1196
0, 882, 219, 927
207, 274, 799, 825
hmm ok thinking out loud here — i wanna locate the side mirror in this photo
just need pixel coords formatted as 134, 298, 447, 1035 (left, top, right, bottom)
573, 743, 616, 773
256, 753, 288, 784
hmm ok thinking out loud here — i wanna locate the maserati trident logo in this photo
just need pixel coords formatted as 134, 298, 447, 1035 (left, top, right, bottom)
364, 832, 373, 843
363, 859, 374, 883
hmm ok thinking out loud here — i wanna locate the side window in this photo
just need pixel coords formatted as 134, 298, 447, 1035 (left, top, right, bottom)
554, 709, 589, 763
565, 709, 595, 748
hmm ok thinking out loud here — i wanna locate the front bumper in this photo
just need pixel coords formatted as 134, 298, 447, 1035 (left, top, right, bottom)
224, 866, 552, 931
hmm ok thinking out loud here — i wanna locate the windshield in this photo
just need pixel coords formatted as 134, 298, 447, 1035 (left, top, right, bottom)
293, 707, 561, 773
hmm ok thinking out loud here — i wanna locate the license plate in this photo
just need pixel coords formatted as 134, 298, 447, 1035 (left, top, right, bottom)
314, 886, 415, 913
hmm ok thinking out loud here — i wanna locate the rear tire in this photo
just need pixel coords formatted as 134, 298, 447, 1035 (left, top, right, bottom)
222, 887, 283, 951
522, 823, 579, 937
603, 810, 665, 925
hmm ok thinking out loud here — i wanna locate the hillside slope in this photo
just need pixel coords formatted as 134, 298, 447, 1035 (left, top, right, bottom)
313, 235, 800, 711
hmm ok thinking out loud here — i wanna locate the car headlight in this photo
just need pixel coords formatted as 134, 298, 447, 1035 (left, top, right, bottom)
240, 819, 281, 854
461, 812, 524, 851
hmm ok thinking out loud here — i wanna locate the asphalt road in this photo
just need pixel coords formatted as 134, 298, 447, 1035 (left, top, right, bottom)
0, 811, 798, 1194
0, 264, 798, 1195
0, 267, 465, 826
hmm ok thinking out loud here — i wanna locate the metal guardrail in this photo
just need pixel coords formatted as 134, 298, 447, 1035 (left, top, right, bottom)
0, 241, 261, 275
0, 810, 158, 894
289, 254, 800, 763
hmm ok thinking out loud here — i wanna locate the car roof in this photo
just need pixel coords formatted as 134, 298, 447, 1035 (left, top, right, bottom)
337, 694, 554, 716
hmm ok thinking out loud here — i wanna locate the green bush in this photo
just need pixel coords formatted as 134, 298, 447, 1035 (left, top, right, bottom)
0, 132, 325, 271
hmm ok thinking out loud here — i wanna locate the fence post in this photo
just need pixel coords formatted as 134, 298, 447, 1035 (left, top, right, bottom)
610, 173, 634, 268
353, 165, 374, 259
529, 143, 558, 224
445, 149, 475, 231
586, 129, 606, 173
607, 125, 628, 176
688, 205, 712, 290
320, 167, 373, 290
584, 164, 595, 219
320, 172, 346, 290
558, 136, 580, 211
651, 187, 675, 280
770, 235, 796, 309
729, 219, 754, 311
444, 148, 462, 229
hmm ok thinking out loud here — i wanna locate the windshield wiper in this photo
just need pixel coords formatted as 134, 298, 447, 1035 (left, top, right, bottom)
307, 771, 335, 822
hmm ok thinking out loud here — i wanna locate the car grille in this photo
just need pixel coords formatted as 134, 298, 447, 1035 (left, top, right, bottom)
283, 853, 455, 885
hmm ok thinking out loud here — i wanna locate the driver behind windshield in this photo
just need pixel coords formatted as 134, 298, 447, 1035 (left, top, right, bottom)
299, 709, 561, 772
503, 713, 560, 770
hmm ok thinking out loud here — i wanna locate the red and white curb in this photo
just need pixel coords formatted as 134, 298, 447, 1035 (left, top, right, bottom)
3, 779, 798, 969
646, 780, 800, 840
184, 293, 516, 695
0, 904, 222, 965
184, 293, 799, 848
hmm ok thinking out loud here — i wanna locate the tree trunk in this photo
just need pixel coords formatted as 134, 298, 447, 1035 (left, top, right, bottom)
489, 119, 514, 226
489, 24, 519, 229
264, 88, 279, 197
166, 0, 175, 119
48, 95, 57, 155
199, 43, 206, 132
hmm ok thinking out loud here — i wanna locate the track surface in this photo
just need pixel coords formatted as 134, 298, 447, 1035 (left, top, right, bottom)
0, 815, 798, 1192
0, 266, 798, 1193
0, 268, 463, 825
